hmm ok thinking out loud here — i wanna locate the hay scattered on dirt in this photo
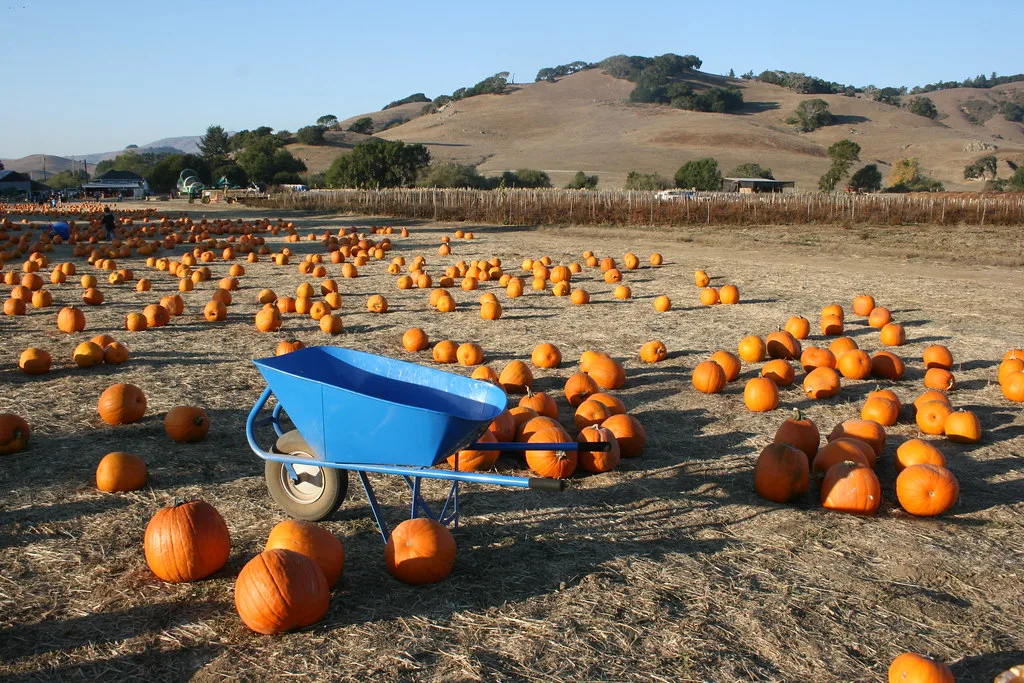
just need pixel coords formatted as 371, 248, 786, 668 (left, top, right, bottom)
1, 202, 1022, 682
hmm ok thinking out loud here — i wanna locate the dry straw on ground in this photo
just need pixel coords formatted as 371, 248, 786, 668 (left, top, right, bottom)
1, 201, 1022, 682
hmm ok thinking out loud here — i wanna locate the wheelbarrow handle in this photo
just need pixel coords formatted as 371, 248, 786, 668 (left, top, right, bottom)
528, 477, 566, 492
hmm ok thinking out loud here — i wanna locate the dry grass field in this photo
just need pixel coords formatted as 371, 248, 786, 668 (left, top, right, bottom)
1, 200, 1023, 682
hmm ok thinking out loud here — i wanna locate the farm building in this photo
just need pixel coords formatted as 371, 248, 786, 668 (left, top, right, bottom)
0, 170, 52, 198
721, 177, 795, 193
82, 169, 151, 198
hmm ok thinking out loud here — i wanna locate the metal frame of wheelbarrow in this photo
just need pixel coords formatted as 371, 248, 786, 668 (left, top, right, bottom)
246, 386, 608, 543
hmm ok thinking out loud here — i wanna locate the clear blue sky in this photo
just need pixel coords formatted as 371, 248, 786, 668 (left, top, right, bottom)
3, 0, 1020, 159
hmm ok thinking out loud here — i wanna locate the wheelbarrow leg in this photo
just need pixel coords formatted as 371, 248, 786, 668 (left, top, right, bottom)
357, 471, 389, 543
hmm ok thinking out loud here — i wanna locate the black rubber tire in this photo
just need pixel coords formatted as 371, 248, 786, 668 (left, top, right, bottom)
264, 431, 348, 521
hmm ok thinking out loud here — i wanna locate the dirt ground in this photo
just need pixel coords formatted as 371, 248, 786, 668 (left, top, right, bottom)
1, 201, 1022, 682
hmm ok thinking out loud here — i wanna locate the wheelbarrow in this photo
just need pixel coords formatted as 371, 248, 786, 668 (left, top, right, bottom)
246, 346, 607, 542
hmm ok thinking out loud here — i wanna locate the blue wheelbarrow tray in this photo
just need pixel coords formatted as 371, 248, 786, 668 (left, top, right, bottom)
252, 346, 507, 468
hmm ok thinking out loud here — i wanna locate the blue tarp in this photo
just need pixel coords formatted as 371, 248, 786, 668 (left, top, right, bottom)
50, 222, 70, 239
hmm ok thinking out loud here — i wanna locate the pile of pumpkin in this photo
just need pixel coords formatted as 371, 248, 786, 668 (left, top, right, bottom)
754, 409, 960, 517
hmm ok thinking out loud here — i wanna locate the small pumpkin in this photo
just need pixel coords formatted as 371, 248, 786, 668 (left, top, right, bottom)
944, 410, 981, 443
923, 368, 956, 391
265, 519, 345, 588
653, 295, 672, 312
812, 437, 875, 475
895, 439, 946, 473
526, 426, 578, 477
276, 339, 305, 356
784, 316, 810, 340
98, 383, 147, 425
709, 350, 741, 382
584, 354, 625, 390
871, 351, 905, 380
564, 372, 600, 406
718, 284, 739, 305
447, 431, 500, 472
916, 400, 952, 436
803, 367, 841, 400
19, 348, 52, 375
255, 306, 282, 333
861, 396, 900, 426
799, 347, 836, 373
753, 442, 809, 503
922, 345, 953, 370
743, 377, 779, 412
601, 413, 646, 458
836, 349, 872, 379
103, 342, 130, 365
694, 269, 710, 287
828, 419, 886, 461
498, 360, 534, 393
57, 305, 86, 333
574, 399, 611, 431
773, 409, 820, 459
761, 359, 795, 387
402, 328, 429, 352
235, 548, 329, 633
576, 425, 621, 473
887, 652, 954, 683
144, 499, 231, 582
385, 517, 457, 585
531, 343, 562, 369
820, 461, 881, 516
519, 390, 559, 419
73, 341, 104, 368
852, 294, 875, 316
639, 340, 667, 364
692, 360, 727, 394
698, 288, 719, 306
766, 330, 801, 359
737, 335, 766, 363
456, 342, 485, 367
432, 339, 458, 364
95, 452, 147, 492
867, 306, 891, 328
0, 414, 30, 455
165, 406, 211, 443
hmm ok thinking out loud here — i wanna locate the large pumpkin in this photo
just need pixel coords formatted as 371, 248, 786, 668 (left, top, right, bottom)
385, 517, 457, 585
265, 519, 345, 588
525, 426, 578, 477
692, 360, 727, 394
896, 464, 959, 517
887, 652, 955, 683
56, 305, 86, 333
828, 419, 886, 461
144, 499, 231, 582
165, 406, 211, 443
98, 383, 147, 425
820, 461, 881, 516
585, 354, 626, 390
766, 330, 801, 359
235, 548, 330, 634
0, 413, 30, 455
753, 442, 809, 503
95, 451, 147, 492
744, 377, 779, 412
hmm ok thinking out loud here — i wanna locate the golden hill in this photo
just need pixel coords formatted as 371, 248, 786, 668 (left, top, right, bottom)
294, 69, 1023, 191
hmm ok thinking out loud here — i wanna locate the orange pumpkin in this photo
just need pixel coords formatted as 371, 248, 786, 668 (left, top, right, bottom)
766, 330, 801, 359
456, 342, 485, 367
95, 451, 148, 492
861, 396, 900, 426
447, 431, 500, 472
601, 414, 646, 458
812, 436, 874, 476
564, 372, 600, 407
773, 409, 820, 459
498, 360, 534, 393
639, 340, 667, 363
916, 400, 952, 436
235, 548, 329, 633
710, 350, 741, 382
894, 439, 946, 473
887, 652, 954, 683
692, 360, 727, 394
896, 464, 959, 516
922, 345, 953, 370
576, 425, 621, 473
871, 351, 905, 380
753, 442, 809, 503
0, 413, 30, 454
803, 367, 841, 399
737, 335, 766, 363
784, 316, 810, 340
144, 500, 231, 582
944, 410, 981, 443
525, 426, 577, 477
585, 354, 626, 390
743, 377, 779, 412
19, 348, 52, 375
519, 390, 559, 419
761, 359, 796, 387
828, 419, 886, 461
98, 383, 147, 425
574, 399, 610, 431
852, 294, 875, 316
531, 343, 562, 369
924, 368, 956, 391
820, 461, 881, 515
164, 406, 210, 443
73, 341, 105, 368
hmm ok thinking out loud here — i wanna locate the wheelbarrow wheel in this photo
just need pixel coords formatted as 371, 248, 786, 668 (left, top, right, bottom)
266, 430, 348, 521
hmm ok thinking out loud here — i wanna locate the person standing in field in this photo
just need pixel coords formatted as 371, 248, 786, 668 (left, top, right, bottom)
101, 206, 117, 240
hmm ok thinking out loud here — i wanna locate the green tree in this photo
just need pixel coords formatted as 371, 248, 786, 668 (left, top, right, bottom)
1001, 101, 1024, 122
296, 125, 326, 145
565, 170, 599, 189
211, 161, 248, 188
316, 114, 338, 128
234, 136, 278, 183
849, 164, 882, 192
623, 171, 670, 190
149, 154, 210, 193
727, 163, 773, 179
46, 169, 88, 189
198, 125, 231, 163
415, 162, 492, 188
1009, 166, 1024, 190
789, 98, 833, 132
908, 96, 938, 119
964, 155, 998, 180
348, 117, 374, 135
93, 150, 164, 180
819, 139, 861, 191
323, 138, 430, 188
500, 169, 551, 188
675, 158, 722, 191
